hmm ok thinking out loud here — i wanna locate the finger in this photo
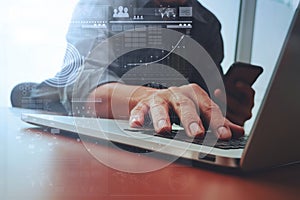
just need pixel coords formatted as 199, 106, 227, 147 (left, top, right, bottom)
183, 84, 232, 140
215, 85, 254, 122
235, 81, 255, 105
168, 87, 205, 137
129, 102, 149, 127
225, 119, 245, 138
226, 81, 255, 105
213, 88, 227, 113
226, 112, 246, 126
148, 94, 172, 133
225, 93, 253, 119
222, 80, 250, 104
214, 88, 226, 104
214, 88, 240, 110
214, 88, 250, 126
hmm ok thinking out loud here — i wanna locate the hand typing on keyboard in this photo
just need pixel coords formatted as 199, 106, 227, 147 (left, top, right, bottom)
88, 83, 245, 140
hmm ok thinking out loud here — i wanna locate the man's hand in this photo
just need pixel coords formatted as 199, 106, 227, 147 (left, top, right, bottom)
129, 83, 244, 140
214, 81, 255, 126
88, 83, 244, 140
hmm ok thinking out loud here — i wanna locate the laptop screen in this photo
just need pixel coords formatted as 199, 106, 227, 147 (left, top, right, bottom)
244, 0, 299, 132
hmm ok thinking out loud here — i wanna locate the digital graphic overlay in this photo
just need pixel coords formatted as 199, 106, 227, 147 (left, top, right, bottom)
45, 43, 84, 88
71, 27, 227, 173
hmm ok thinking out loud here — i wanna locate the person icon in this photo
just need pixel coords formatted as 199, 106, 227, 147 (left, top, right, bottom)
113, 6, 129, 18
113, 8, 118, 18
118, 6, 124, 16
123, 7, 129, 18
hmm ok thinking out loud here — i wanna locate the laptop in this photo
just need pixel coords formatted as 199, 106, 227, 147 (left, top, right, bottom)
21, 3, 300, 172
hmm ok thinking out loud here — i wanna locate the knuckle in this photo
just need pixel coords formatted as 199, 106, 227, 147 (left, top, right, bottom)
168, 86, 179, 92
189, 83, 205, 93
189, 83, 200, 93
180, 112, 199, 124
176, 97, 193, 107
130, 102, 147, 114
189, 83, 199, 90
173, 96, 194, 110
202, 100, 221, 114
245, 112, 252, 120
149, 98, 168, 109
148, 100, 169, 115
151, 89, 170, 101
167, 87, 181, 98
239, 110, 252, 122
250, 101, 255, 109
249, 88, 255, 98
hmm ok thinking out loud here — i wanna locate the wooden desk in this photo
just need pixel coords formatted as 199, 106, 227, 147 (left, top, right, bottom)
1, 107, 299, 200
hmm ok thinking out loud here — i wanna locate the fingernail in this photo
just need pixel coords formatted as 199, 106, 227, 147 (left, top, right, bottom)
217, 126, 230, 139
158, 119, 167, 129
130, 115, 141, 126
189, 122, 201, 136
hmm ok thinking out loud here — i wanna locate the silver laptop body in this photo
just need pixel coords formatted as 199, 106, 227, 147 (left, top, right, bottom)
21, 5, 300, 172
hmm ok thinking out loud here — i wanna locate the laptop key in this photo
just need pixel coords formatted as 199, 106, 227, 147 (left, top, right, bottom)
125, 128, 248, 150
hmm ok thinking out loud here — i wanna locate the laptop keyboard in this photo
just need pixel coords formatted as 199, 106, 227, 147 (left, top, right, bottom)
126, 129, 248, 150
192, 135, 248, 149
157, 130, 248, 149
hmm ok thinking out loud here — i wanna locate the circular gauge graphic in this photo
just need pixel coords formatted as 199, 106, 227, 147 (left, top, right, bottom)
45, 43, 84, 87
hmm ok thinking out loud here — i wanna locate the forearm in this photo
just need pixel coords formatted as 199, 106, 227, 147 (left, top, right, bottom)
87, 83, 156, 119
